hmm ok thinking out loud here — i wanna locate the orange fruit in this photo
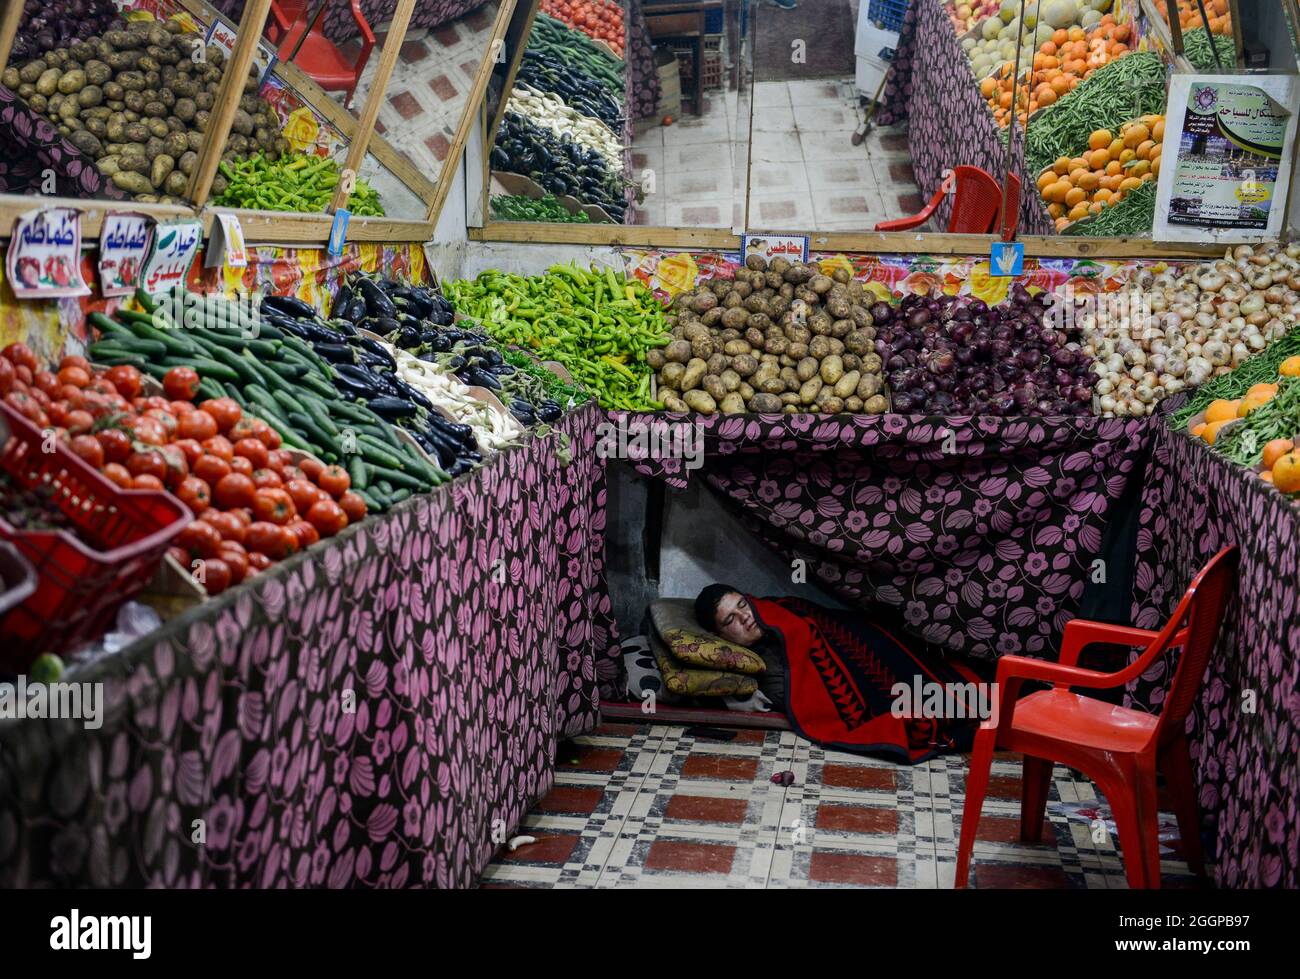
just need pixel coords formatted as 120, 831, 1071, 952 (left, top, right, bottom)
1205, 399, 1239, 423
1247, 382, 1279, 399
1238, 392, 1273, 417
1089, 129, 1113, 151
1273, 452, 1300, 493
1202, 419, 1233, 444
1262, 438, 1295, 470
1261, 470, 1274, 483
1189, 420, 1207, 437
1280, 356, 1300, 377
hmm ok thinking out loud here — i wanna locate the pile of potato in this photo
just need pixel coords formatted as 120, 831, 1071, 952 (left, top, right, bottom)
647, 256, 889, 415
3, 16, 286, 202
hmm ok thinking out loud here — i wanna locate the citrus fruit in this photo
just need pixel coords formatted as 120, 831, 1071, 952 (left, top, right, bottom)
1238, 393, 1272, 417
1247, 383, 1279, 399
1280, 356, 1300, 377
1190, 422, 1207, 438
1272, 452, 1300, 493
1204, 400, 1240, 423
1262, 439, 1294, 470
1261, 471, 1274, 483
1202, 419, 1232, 444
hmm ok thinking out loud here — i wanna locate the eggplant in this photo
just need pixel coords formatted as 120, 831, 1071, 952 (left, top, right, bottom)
262, 295, 318, 320
314, 343, 357, 364
358, 278, 396, 318
356, 336, 396, 368
333, 364, 384, 399
537, 401, 563, 423
331, 285, 354, 320
345, 297, 368, 322
368, 396, 418, 420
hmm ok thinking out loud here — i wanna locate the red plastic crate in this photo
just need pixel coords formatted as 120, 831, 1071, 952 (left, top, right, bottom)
0, 402, 189, 669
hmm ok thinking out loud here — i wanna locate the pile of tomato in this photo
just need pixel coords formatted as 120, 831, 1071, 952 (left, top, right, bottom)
541, 0, 624, 57
1, 342, 365, 596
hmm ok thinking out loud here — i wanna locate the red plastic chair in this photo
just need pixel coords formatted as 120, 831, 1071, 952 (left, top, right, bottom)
954, 545, 1239, 889
875, 165, 1021, 236
275, 0, 375, 109
266, 0, 309, 44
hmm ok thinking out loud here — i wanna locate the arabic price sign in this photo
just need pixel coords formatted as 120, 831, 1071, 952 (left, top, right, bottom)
742, 234, 809, 265
6, 208, 91, 298
1154, 74, 1299, 243
139, 219, 204, 295
206, 213, 247, 269
98, 213, 153, 297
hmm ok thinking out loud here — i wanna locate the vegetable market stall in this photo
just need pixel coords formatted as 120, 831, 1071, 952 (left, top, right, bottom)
213, 0, 490, 45
0, 402, 620, 888
1128, 408, 1300, 889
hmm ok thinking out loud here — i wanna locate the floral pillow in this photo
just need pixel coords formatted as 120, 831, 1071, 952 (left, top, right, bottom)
652, 634, 759, 699
650, 599, 766, 675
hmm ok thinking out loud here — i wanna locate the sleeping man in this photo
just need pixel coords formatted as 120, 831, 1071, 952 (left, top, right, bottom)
693, 583, 987, 763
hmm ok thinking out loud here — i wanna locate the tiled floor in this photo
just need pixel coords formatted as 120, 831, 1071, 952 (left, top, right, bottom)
632, 76, 921, 231
478, 722, 1206, 889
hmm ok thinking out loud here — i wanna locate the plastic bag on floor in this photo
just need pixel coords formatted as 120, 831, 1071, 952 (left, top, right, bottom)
1048, 800, 1180, 853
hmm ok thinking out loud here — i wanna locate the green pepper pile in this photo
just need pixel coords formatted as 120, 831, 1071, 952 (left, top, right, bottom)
214, 152, 385, 216
445, 263, 669, 411
491, 193, 591, 223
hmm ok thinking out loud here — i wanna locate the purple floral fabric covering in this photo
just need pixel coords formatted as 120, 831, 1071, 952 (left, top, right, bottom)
1130, 420, 1300, 889
619, 410, 1150, 662
0, 84, 125, 199
216, 0, 487, 44
877, 0, 1052, 236
627, 0, 659, 122
0, 405, 618, 888
873, 0, 917, 129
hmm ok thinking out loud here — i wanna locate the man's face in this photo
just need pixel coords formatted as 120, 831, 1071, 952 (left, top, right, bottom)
714, 592, 762, 646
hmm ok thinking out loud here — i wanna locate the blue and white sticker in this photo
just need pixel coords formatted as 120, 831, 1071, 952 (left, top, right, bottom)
990, 240, 1024, 277
328, 209, 351, 257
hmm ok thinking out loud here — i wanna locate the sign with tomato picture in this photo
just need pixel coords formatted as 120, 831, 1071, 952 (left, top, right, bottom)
6, 207, 91, 299
98, 212, 153, 298
140, 219, 204, 295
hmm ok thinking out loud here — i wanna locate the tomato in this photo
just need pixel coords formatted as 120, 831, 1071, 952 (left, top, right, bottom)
63, 409, 94, 435
230, 507, 253, 527
288, 519, 319, 549
306, 499, 348, 537
297, 456, 325, 482
167, 545, 190, 566
59, 384, 86, 410
102, 462, 133, 488
206, 511, 246, 544
193, 453, 233, 485
251, 468, 282, 489
5, 391, 43, 423
247, 551, 273, 572
171, 438, 204, 468
177, 409, 219, 442
280, 465, 306, 483
253, 419, 280, 450
132, 416, 167, 446
103, 365, 142, 400
169, 400, 196, 415
57, 365, 91, 389
35, 370, 61, 397
247, 520, 292, 559
179, 519, 224, 559
93, 428, 132, 465
199, 398, 242, 433
47, 402, 67, 427
0, 358, 14, 396
2, 342, 37, 372
125, 449, 167, 482
285, 479, 324, 514
199, 557, 232, 595
219, 548, 248, 585
252, 487, 295, 525
232, 438, 268, 470
230, 456, 254, 477
201, 435, 234, 462
69, 434, 104, 469
227, 417, 258, 443
176, 476, 212, 514
316, 465, 350, 499
144, 407, 178, 440
163, 367, 201, 402
212, 472, 256, 510
140, 396, 170, 413
132, 474, 165, 491
89, 378, 119, 399
338, 490, 367, 524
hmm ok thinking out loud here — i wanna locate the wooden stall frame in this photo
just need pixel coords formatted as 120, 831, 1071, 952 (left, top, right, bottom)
186, 0, 275, 208
0, 0, 22, 76
328, 0, 419, 214
425, 0, 521, 226
477, 0, 543, 216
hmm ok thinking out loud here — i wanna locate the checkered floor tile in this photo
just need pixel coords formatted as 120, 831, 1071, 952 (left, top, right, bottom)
477, 722, 1209, 889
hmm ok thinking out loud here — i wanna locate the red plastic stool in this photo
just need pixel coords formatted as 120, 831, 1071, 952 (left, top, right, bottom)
954, 545, 1238, 889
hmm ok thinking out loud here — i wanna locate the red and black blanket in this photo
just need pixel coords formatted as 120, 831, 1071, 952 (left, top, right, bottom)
753, 597, 987, 764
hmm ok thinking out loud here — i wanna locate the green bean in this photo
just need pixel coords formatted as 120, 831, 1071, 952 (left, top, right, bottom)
1215, 378, 1300, 466
1171, 328, 1300, 429
1064, 180, 1156, 237
1183, 28, 1236, 71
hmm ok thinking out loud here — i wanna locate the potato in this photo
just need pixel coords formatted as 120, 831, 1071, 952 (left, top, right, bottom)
809, 274, 834, 294
799, 377, 823, 404
834, 370, 860, 399
664, 340, 692, 364
18, 60, 47, 84
808, 336, 832, 360
118, 152, 149, 175
690, 291, 719, 314
821, 396, 845, 414
718, 369, 741, 392
780, 392, 802, 405
749, 393, 782, 413
830, 318, 852, 339
96, 155, 122, 176
662, 396, 689, 412
860, 353, 883, 375
858, 374, 883, 400
69, 131, 102, 157
780, 366, 799, 389
765, 271, 784, 290
820, 355, 844, 385
150, 154, 175, 188
683, 390, 717, 413
691, 336, 715, 360
864, 395, 888, 414
844, 396, 864, 413
680, 358, 707, 392
795, 357, 819, 382
164, 171, 189, 197
731, 354, 758, 378
759, 375, 785, 395
745, 254, 768, 271
111, 170, 153, 194
36, 69, 62, 97
721, 307, 748, 330
703, 376, 727, 403
723, 339, 752, 358
845, 330, 873, 355
645, 349, 666, 370
660, 362, 686, 389
719, 393, 747, 414
731, 280, 752, 299
705, 353, 728, 375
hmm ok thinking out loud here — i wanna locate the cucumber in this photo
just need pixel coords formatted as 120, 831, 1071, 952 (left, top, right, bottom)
372, 466, 426, 491
355, 487, 386, 513
223, 382, 248, 407
160, 356, 240, 383
264, 360, 308, 381
197, 377, 225, 402
127, 319, 198, 357
288, 411, 341, 455
299, 393, 339, 436
355, 437, 406, 471
347, 455, 368, 490
246, 403, 314, 452
297, 371, 338, 400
